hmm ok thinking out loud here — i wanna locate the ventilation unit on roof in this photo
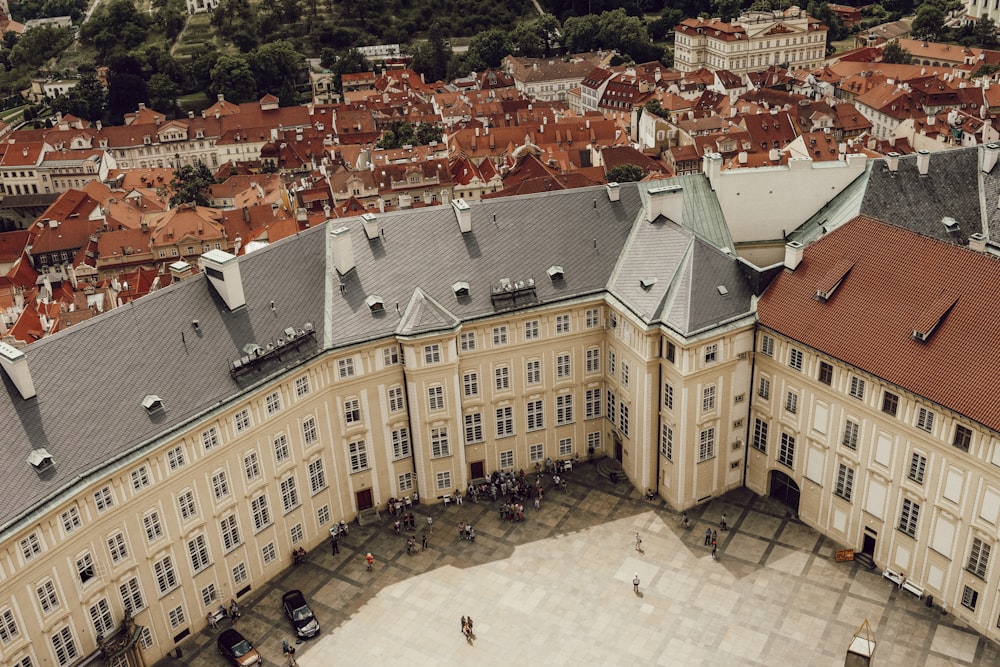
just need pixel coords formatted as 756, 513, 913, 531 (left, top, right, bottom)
142, 395, 164, 413
27, 448, 53, 471
365, 295, 385, 313
814, 258, 854, 302
546, 266, 564, 281
941, 217, 960, 234
230, 323, 318, 378
451, 281, 470, 297
911, 291, 958, 342
717, 284, 728, 295
640, 277, 657, 290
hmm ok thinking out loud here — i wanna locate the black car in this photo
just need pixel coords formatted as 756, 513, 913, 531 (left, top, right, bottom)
281, 589, 320, 638
217, 628, 261, 666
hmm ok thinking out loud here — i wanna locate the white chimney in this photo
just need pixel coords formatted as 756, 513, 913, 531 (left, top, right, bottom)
784, 241, 804, 270
983, 143, 1000, 173
198, 249, 246, 311
917, 149, 930, 176
645, 185, 683, 224
703, 152, 723, 189
361, 213, 380, 239
886, 152, 900, 173
969, 232, 987, 252
330, 226, 355, 275
0, 341, 35, 399
451, 199, 472, 233
606, 182, 620, 202
169, 260, 194, 281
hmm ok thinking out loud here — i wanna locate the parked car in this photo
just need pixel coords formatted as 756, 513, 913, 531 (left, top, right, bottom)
281, 589, 320, 638
217, 628, 261, 666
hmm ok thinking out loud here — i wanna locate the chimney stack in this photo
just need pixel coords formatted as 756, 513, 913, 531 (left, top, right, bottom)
330, 226, 355, 275
198, 249, 245, 311
169, 260, 195, 282
361, 213, 379, 239
451, 199, 472, 233
606, 182, 620, 202
645, 185, 684, 224
983, 143, 1000, 173
886, 152, 900, 173
969, 232, 987, 252
784, 241, 804, 271
917, 149, 930, 176
0, 341, 36, 399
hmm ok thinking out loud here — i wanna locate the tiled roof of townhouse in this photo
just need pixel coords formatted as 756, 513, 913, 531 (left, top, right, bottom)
0, 231, 29, 264
35, 189, 102, 226
759, 215, 1000, 432
504, 52, 612, 83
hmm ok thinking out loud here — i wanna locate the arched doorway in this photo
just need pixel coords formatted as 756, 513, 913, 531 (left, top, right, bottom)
769, 469, 800, 514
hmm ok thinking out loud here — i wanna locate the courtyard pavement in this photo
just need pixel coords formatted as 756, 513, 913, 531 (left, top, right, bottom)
159, 462, 1000, 666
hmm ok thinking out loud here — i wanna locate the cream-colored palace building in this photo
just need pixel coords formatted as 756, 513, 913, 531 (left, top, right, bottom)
2, 177, 1000, 667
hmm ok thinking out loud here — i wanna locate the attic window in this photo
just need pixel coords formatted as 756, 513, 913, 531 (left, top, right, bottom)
27, 448, 54, 471
911, 290, 958, 342
142, 395, 164, 413
941, 217, 959, 234
546, 265, 564, 281
640, 277, 657, 290
814, 258, 854, 302
365, 295, 385, 313
451, 281, 470, 297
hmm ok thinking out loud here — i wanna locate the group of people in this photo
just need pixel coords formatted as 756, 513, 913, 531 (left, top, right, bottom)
457, 522, 476, 542
460, 615, 476, 642
499, 502, 525, 522
292, 547, 308, 565
391, 512, 419, 532
281, 640, 299, 666
386, 493, 418, 515
206, 601, 240, 629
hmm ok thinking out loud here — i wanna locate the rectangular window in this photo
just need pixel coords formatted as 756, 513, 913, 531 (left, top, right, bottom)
954, 425, 973, 452
300, 417, 317, 446
251, 494, 271, 532
586, 308, 600, 328
607, 390, 616, 425
154, 556, 178, 594
220, 515, 241, 552
620, 362, 630, 388
758, 377, 770, 400
338, 358, 355, 378
167, 446, 186, 471
460, 332, 476, 351
188, 535, 211, 572
318, 505, 331, 525
212, 471, 230, 500
968, 538, 991, 579
849, 376, 865, 400
499, 450, 514, 470
619, 402, 629, 437
280, 476, 300, 511
705, 344, 717, 363
778, 433, 795, 468
244, 451, 261, 480
131, 466, 151, 491
423, 344, 441, 364
495, 366, 510, 391
383, 345, 400, 365
178, 490, 197, 521
36, 580, 58, 614
61, 507, 82, 533
107, 532, 128, 563
143, 511, 163, 542
665, 341, 675, 363
234, 408, 251, 433
290, 523, 304, 544
308, 459, 326, 493
120, 577, 144, 615
295, 376, 310, 397
463, 372, 479, 397
917, 407, 935, 433
398, 473, 414, 492
842, 420, 859, 450
818, 362, 833, 385
492, 326, 508, 345
344, 398, 361, 424
585, 388, 602, 419
788, 348, 803, 370
785, 392, 798, 414
388, 386, 405, 412
524, 320, 539, 340
0, 607, 19, 644
201, 583, 218, 608
464, 413, 484, 444
431, 428, 450, 458
496, 406, 514, 437
262, 542, 276, 564
265, 391, 281, 415
882, 391, 899, 417
962, 585, 979, 611
559, 437, 573, 457
348, 441, 369, 473
89, 598, 114, 636
555, 314, 570, 334
77, 553, 95, 583
94, 486, 115, 513
588, 431, 602, 451
232, 562, 248, 585
20, 533, 41, 561
527, 399, 544, 431
202, 426, 220, 450
556, 394, 573, 424
526, 359, 541, 385
608, 350, 616, 375
761, 334, 774, 356
556, 353, 571, 379
703, 385, 716, 411
52, 626, 78, 666
836, 463, 854, 501
660, 424, 673, 461
273, 434, 289, 462
586, 347, 600, 373
663, 383, 674, 410
427, 385, 445, 411
392, 427, 411, 459
752, 418, 768, 453
698, 428, 715, 462
436, 471, 452, 491
898, 498, 919, 537
908, 452, 926, 484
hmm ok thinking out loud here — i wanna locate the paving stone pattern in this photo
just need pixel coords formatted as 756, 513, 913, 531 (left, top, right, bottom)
158, 465, 1000, 667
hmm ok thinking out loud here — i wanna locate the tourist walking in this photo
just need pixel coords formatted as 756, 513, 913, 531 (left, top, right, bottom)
721, 513, 728, 531
365, 552, 374, 571
635, 532, 642, 551
704, 528, 712, 546
632, 573, 640, 594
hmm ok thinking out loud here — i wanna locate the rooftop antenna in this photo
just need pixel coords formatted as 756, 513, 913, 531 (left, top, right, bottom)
593, 198, 597, 209
339, 281, 346, 294
593, 238, 598, 251
270, 300, 275, 311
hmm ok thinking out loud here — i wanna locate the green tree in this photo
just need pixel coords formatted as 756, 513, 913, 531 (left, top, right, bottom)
147, 73, 181, 115
911, 0, 961, 41
51, 74, 106, 121
410, 22, 450, 82
511, 14, 561, 57
881, 40, 912, 64
249, 40, 303, 97
415, 122, 443, 145
710, 0, 741, 22
80, 0, 150, 60
975, 16, 999, 49
806, 1, 847, 42
644, 99, 669, 119
169, 162, 217, 207
106, 67, 150, 125
328, 47, 368, 93
210, 54, 258, 103
465, 28, 512, 70
7, 25, 73, 70
606, 163, 646, 182
562, 14, 601, 52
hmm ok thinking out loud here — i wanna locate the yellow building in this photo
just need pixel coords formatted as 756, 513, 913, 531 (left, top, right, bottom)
0, 182, 758, 666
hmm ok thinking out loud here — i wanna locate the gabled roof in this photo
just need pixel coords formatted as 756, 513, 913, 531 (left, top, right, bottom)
759, 215, 1000, 432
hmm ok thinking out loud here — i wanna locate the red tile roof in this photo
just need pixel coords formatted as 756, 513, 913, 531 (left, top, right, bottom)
758, 216, 1000, 432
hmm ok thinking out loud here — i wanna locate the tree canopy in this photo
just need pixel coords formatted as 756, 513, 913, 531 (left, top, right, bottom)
881, 40, 912, 64
606, 164, 646, 182
376, 121, 444, 149
169, 162, 217, 207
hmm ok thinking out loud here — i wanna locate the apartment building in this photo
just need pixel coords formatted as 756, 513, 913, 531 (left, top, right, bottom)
0, 182, 758, 666
674, 9, 828, 75
753, 217, 1000, 642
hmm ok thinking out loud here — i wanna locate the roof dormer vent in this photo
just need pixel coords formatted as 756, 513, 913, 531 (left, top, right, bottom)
142, 395, 164, 413
27, 448, 53, 471
365, 295, 385, 313
546, 265, 564, 281
451, 281, 470, 298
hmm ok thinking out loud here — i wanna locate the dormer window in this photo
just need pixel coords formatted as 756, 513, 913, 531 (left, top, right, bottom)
365, 295, 384, 313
